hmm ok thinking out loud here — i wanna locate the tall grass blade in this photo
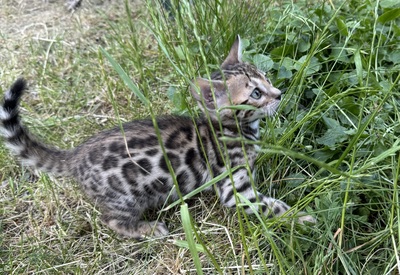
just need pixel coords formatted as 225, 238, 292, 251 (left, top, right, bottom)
181, 203, 204, 275
100, 47, 150, 107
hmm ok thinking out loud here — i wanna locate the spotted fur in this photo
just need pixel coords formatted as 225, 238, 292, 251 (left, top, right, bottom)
0, 36, 315, 239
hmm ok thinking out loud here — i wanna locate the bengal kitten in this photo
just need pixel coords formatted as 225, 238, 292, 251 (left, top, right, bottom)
0, 36, 315, 239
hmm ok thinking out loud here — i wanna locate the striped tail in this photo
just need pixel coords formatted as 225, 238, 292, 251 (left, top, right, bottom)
1, 78, 73, 176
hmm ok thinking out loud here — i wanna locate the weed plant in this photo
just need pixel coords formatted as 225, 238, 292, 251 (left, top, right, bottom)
0, 0, 399, 274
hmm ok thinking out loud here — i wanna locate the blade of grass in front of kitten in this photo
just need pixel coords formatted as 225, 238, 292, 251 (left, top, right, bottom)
163, 165, 245, 211
181, 203, 204, 275
100, 47, 150, 107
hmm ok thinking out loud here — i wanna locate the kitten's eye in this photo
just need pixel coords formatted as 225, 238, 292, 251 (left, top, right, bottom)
250, 88, 262, 99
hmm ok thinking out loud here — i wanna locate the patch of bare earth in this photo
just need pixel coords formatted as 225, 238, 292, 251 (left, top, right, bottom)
0, 0, 142, 83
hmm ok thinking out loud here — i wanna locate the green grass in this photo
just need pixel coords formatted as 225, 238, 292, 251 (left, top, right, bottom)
1, 0, 400, 273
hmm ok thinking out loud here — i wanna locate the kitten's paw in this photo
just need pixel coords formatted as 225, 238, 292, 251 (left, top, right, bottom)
104, 218, 169, 239
297, 212, 317, 224
137, 221, 169, 238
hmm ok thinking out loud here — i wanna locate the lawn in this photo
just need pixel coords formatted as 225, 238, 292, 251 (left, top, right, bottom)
1, 0, 399, 274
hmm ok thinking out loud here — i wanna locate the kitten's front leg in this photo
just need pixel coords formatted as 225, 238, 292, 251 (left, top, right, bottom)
217, 169, 316, 224
254, 192, 316, 224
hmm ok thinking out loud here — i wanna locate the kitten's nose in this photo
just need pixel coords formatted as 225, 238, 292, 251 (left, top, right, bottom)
271, 87, 282, 100
276, 88, 287, 100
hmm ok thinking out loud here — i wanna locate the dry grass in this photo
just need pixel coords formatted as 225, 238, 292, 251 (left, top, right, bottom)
0, 1, 251, 273
1, 1, 175, 273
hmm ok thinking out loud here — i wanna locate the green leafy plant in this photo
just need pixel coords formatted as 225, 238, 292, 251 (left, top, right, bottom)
144, 0, 400, 273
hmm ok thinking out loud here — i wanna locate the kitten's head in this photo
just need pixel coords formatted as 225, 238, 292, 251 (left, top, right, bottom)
191, 35, 281, 124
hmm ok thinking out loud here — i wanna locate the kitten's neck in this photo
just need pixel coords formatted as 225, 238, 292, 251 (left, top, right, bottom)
217, 119, 260, 141
201, 116, 260, 141
241, 119, 260, 141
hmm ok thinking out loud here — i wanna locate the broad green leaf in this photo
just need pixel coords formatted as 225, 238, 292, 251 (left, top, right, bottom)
322, 116, 340, 129
386, 50, 400, 64
281, 57, 294, 69
277, 66, 292, 79
293, 56, 321, 76
240, 38, 250, 50
316, 116, 349, 149
298, 39, 311, 52
338, 97, 361, 116
378, 8, 400, 24
380, 0, 400, 8
252, 54, 274, 72
331, 47, 350, 63
335, 18, 349, 36
316, 126, 348, 149
270, 44, 295, 58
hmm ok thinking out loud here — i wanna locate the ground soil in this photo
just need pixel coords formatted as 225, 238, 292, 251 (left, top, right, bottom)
0, 0, 142, 82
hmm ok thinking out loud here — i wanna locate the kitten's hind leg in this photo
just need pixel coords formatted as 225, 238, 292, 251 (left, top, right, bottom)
101, 214, 169, 239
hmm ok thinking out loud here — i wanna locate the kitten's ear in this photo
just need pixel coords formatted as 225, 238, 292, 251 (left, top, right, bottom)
221, 35, 242, 69
191, 77, 228, 110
